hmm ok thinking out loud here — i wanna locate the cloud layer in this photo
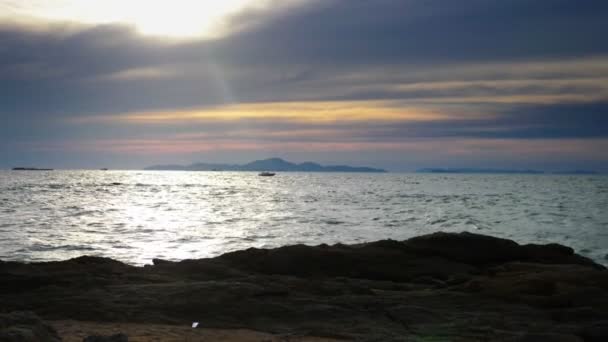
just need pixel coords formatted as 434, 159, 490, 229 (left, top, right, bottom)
1, 0, 607, 170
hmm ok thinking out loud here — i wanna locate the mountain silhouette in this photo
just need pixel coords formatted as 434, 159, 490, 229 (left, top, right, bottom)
146, 158, 386, 172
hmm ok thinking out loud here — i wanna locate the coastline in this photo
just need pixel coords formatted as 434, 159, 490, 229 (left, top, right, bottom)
2, 232, 608, 341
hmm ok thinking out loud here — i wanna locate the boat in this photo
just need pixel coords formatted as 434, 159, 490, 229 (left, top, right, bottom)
100, 168, 109, 171
258, 171, 276, 177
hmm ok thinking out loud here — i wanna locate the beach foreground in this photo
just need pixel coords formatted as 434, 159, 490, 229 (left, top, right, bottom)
2, 232, 608, 341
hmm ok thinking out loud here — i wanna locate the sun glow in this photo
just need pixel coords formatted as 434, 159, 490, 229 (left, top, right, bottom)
1, 0, 263, 38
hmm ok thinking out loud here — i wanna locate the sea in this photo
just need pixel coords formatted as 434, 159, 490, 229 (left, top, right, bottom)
1, 170, 607, 265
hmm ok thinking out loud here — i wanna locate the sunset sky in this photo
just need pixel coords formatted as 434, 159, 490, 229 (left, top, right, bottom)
1, 0, 607, 171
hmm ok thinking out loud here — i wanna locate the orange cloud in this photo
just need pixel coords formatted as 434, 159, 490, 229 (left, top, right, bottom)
73, 101, 463, 125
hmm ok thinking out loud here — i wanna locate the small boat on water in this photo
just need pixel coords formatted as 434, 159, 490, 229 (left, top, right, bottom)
258, 171, 276, 177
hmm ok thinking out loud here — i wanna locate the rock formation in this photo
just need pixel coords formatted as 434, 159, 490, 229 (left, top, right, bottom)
1, 232, 607, 341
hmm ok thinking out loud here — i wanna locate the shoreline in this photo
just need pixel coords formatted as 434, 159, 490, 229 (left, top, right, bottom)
2, 231, 608, 341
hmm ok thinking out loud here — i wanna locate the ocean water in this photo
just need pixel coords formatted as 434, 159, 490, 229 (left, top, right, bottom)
0, 170, 607, 265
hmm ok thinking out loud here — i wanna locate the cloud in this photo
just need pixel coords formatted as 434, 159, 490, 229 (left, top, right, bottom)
1, 0, 608, 169
214, 0, 608, 66
2, 0, 608, 116
72, 101, 453, 125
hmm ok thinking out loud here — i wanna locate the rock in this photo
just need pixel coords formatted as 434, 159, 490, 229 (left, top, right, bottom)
404, 231, 524, 264
522, 243, 602, 269
404, 232, 603, 269
218, 238, 475, 281
0, 311, 61, 342
577, 322, 608, 342
506, 333, 583, 342
0, 232, 607, 341
83, 333, 128, 342
385, 305, 444, 325
551, 307, 603, 322
152, 258, 172, 266
411, 276, 446, 287
66, 255, 128, 267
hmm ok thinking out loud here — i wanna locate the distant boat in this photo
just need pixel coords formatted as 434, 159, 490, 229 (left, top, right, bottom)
100, 168, 109, 171
12, 167, 53, 171
258, 171, 276, 177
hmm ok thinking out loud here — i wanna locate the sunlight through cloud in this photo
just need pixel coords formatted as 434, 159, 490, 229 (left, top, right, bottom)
0, 0, 272, 38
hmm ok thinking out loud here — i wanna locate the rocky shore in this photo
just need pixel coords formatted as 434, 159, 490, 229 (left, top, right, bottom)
2, 232, 608, 341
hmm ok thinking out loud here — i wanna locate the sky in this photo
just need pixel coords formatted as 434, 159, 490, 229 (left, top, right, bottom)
1, 0, 607, 171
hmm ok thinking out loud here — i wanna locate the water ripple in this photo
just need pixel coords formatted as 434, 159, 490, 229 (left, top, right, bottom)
0, 171, 606, 265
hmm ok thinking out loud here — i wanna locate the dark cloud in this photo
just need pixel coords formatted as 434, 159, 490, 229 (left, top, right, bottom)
215, 0, 608, 66
1, 0, 608, 169
2, 0, 607, 114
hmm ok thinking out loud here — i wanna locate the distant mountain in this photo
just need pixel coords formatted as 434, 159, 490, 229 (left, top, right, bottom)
146, 158, 386, 173
416, 168, 544, 174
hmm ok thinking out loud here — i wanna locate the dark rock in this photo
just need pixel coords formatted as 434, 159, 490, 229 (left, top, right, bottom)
385, 305, 445, 325
578, 322, 608, 342
404, 231, 524, 264
0, 232, 607, 341
219, 239, 475, 281
0, 311, 61, 342
506, 333, 583, 342
67, 255, 128, 266
152, 258, 172, 266
522, 243, 602, 269
83, 333, 128, 342
551, 307, 603, 322
403, 231, 603, 269
411, 276, 446, 287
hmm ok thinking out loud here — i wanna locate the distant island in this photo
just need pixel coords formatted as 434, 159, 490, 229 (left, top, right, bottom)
552, 170, 599, 175
417, 168, 600, 174
146, 158, 386, 173
417, 168, 544, 174
12, 167, 54, 171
